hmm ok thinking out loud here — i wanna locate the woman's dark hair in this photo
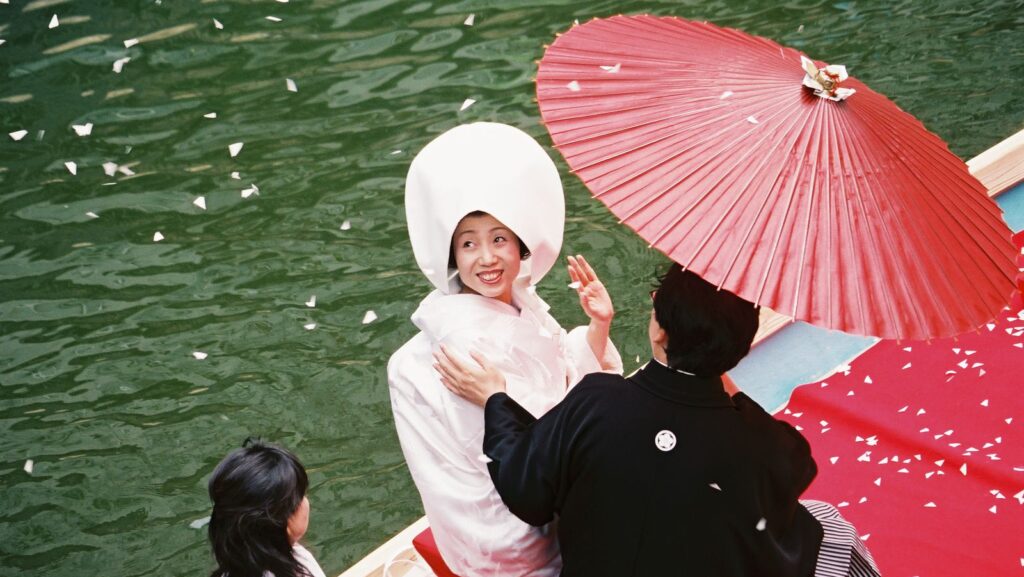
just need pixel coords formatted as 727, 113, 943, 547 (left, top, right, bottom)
653, 264, 760, 377
447, 210, 531, 269
208, 438, 310, 577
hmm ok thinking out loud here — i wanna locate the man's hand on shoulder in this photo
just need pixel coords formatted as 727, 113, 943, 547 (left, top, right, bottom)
434, 344, 507, 407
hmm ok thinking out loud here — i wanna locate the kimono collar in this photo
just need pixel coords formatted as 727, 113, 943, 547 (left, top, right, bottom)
631, 359, 735, 408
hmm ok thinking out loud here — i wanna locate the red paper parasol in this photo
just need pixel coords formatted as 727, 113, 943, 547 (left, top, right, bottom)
537, 15, 1018, 340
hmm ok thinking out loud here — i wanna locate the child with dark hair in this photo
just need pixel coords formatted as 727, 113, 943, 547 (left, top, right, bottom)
207, 438, 325, 577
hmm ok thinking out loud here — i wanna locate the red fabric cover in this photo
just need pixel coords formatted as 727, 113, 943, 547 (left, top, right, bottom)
412, 527, 461, 577
781, 231, 1024, 576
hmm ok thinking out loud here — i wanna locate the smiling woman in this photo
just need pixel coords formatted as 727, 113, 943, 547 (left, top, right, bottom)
386, 122, 622, 576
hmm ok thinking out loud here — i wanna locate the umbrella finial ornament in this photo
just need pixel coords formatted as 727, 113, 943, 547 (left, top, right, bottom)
800, 55, 856, 101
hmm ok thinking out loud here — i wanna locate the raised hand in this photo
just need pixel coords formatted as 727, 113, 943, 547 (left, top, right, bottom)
568, 255, 614, 324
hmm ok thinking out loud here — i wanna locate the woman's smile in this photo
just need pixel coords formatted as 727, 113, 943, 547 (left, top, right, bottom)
452, 212, 523, 305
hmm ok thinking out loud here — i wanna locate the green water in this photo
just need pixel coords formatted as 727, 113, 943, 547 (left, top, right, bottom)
0, 1, 1021, 575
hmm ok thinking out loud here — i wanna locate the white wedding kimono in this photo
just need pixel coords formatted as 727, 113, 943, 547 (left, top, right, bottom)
388, 283, 621, 576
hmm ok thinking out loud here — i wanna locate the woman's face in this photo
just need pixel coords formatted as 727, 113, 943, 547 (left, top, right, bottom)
452, 213, 522, 305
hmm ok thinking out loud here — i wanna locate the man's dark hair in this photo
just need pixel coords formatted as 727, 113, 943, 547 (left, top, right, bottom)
653, 264, 760, 377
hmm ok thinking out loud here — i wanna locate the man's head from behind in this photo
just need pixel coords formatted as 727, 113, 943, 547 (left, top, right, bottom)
650, 264, 760, 377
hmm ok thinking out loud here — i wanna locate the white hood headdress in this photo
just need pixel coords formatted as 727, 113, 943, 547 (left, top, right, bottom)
405, 122, 565, 294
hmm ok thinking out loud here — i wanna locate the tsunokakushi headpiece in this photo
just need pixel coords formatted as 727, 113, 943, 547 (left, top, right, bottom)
405, 122, 565, 294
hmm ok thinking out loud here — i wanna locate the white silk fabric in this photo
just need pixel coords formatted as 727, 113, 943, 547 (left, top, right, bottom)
388, 282, 622, 576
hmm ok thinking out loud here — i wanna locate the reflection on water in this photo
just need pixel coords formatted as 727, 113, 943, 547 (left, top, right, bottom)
1, 0, 1022, 574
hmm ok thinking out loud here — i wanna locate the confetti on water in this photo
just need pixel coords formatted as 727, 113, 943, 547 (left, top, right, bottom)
49, 14, 59, 28
566, 80, 580, 91
340, 219, 351, 230
755, 518, 766, 531
228, 142, 244, 157
102, 161, 118, 176
709, 483, 722, 491
193, 196, 206, 210
118, 165, 135, 176
230, 171, 240, 179
189, 516, 211, 529
362, 310, 377, 324
113, 56, 131, 73
464, 13, 475, 26
204, 112, 217, 119
600, 63, 621, 73
23, 459, 33, 474
459, 98, 476, 111
286, 78, 297, 92
192, 351, 208, 360
305, 295, 316, 308
304, 322, 316, 330
124, 38, 139, 47
86, 211, 99, 219
213, 18, 224, 30
798, 24, 805, 32
241, 184, 259, 198
266, 16, 282, 23
64, 161, 77, 175
153, 231, 164, 242
72, 123, 93, 136
10, 129, 27, 141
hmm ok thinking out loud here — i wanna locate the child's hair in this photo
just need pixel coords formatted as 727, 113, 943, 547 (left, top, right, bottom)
208, 438, 310, 577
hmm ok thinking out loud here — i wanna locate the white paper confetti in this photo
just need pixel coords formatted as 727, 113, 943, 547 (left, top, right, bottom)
189, 516, 211, 529
362, 310, 377, 324
86, 211, 99, 219
459, 98, 476, 111
859, 497, 867, 504
709, 483, 721, 491
986, 323, 995, 331
924, 502, 936, 508
898, 405, 908, 413
303, 322, 316, 330
901, 363, 911, 370
9, 130, 28, 141
286, 78, 297, 92
124, 38, 139, 48
241, 184, 259, 198
464, 13, 475, 26
989, 505, 997, 514
980, 399, 989, 407
390, 149, 402, 155
72, 123, 93, 136
960, 463, 967, 476
113, 57, 131, 73
305, 295, 316, 308
1013, 489, 1024, 505
228, 142, 244, 157
568, 281, 582, 290
720, 90, 733, 99
857, 451, 871, 462
64, 161, 77, 175
117, 165, 135, 176
265, 16, 282, 22
873, 477, 882, 486
153, 231, 164, 242
830, 456, 839, 465
340, 220, 351, 230
837, 501, 849, 507
917, 408, 926, 416
746, 116, 759, 124
102, 161, 118, 176
193, 196, 207, 210
204, 112, 217, 119
566, 80, 581, 92
755, 518, 766, 531
49, 14, 59, 28
863, 375, 873, 384
213, 18, 224, 29
903, 346, 912, 352
600, 63, 622, 73
192, 351, 208, 360
23, 459, 33, 474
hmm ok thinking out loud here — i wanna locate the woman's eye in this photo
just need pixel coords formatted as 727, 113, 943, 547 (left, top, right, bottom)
462, 241, 474, 248
494, 236, 507, 244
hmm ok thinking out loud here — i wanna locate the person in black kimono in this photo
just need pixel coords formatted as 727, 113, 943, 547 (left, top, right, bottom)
434, 263, 879, 577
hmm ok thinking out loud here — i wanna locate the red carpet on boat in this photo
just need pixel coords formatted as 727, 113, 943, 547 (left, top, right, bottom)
781, 233, 1024, 576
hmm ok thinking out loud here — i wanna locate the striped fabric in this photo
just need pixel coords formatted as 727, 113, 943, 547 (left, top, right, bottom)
801, 500, 881, 577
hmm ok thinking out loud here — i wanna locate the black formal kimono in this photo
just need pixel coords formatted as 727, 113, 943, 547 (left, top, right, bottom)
483, 360, 824, 577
